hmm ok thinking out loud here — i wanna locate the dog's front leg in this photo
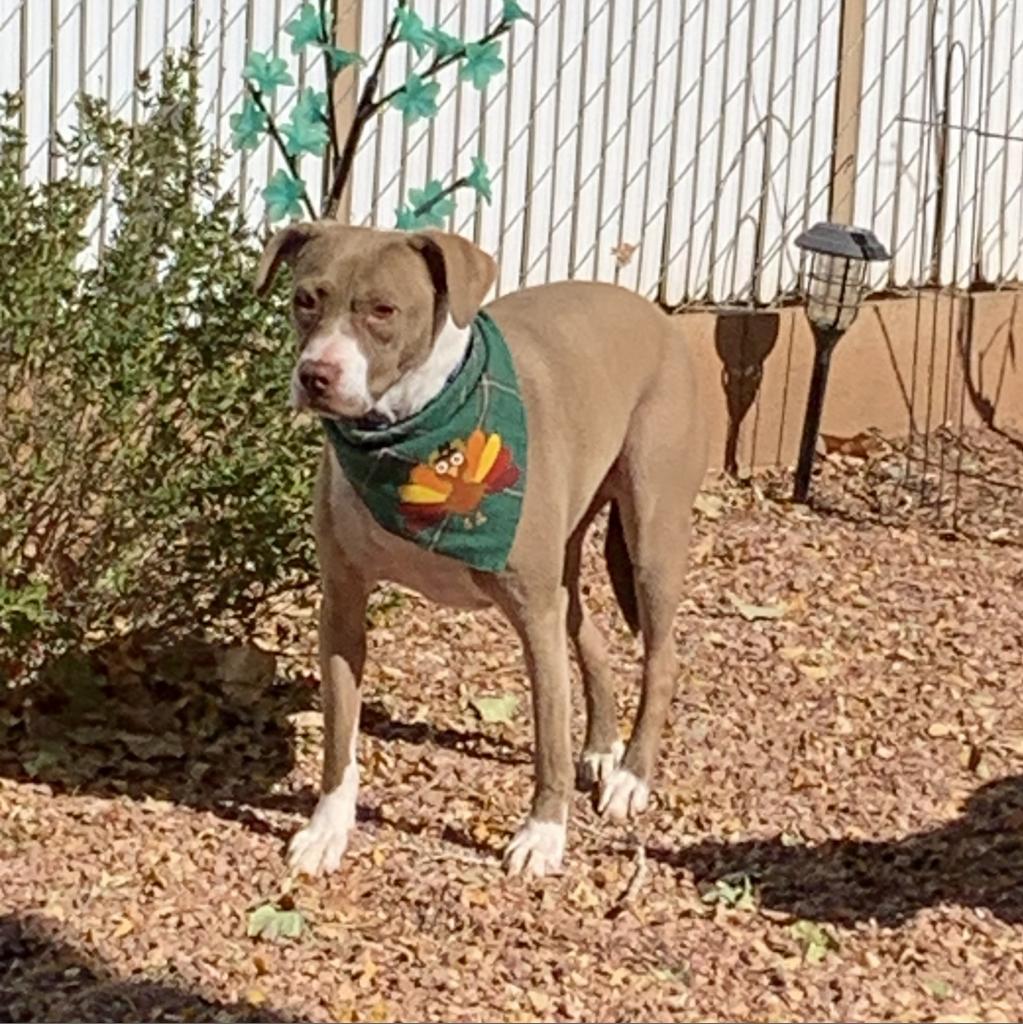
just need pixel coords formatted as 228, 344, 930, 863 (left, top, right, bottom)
288, 570, 368, 876
501, 587, 573, 878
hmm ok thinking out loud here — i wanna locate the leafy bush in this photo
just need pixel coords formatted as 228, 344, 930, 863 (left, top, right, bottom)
0, 53, 317, 678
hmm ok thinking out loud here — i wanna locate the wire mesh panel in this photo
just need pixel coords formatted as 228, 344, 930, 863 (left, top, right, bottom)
345, 0, 847, 303
3, 0, 1023, 303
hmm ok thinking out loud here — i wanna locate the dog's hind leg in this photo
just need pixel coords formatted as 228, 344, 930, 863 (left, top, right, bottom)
598, 409, 702, 822
565, 524, 623, 791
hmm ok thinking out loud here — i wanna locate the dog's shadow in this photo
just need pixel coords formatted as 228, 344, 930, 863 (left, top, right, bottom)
0, 632, 521, 834
656, 774, 1023, 925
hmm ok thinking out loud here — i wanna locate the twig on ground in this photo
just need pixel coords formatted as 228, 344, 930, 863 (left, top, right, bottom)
606, 844, 649, 920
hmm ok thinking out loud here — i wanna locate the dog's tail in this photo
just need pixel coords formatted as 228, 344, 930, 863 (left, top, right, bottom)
604, 501, 641, 635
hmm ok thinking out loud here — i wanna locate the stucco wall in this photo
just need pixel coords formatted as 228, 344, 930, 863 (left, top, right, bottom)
674, 288, 1023, 472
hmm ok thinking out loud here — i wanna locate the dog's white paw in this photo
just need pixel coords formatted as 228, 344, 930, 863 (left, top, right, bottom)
578, 739, 625, 789
598, 767, 650, 822
288, 775, 357, 877
503, 818, 566, 878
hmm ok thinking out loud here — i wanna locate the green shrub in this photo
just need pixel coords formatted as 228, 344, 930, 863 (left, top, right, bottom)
0, 53, 317, 678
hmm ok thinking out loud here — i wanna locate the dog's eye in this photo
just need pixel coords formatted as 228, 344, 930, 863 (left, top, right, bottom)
294, 288, 317, 312
370, 303, 396, 320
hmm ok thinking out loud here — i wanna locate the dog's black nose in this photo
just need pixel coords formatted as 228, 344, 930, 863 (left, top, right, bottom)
298, 360, 338, 399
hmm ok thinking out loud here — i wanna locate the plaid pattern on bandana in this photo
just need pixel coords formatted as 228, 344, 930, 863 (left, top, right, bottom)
322, 311, 528, 572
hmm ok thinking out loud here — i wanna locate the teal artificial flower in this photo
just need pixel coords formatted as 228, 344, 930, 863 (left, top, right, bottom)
263, 170, 306, 222
229, 95, 268, 151
466, 156, 493, 204
281, 88, 329, 156
408, 180, 456, 228
396, 7, 433, 58
323, 44, 365, 72
428, 26, 464, 59
459, 40, 505, 90
395, 205, 419, 230
391, 75, 441, 124
242, 51, 294, 94
285, 3, 326, 53
502, 1, 534, 22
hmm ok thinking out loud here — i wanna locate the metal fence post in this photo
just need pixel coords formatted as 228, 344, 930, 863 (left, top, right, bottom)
329, 0, 363, 222
828, 0, 866, 224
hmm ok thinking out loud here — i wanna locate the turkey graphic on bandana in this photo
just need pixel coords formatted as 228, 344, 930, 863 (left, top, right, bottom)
398, 429, 520, 531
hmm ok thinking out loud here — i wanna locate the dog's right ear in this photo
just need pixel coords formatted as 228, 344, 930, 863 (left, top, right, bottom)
254, 222, 320, 297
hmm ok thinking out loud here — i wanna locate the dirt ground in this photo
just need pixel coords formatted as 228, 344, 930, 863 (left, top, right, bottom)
2, 428, 1022, 1023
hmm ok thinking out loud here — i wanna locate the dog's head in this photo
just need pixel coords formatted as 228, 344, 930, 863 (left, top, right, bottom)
255, 223, 496, 420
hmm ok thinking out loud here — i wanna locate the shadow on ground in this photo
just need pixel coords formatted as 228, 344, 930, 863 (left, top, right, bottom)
0, 634, 307, 827
656, 774, 1023, 925
0, 632, 524, 833
0, 913, 297, 1023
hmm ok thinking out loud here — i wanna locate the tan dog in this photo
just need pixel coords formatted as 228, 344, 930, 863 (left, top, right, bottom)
256, 223, 707, 877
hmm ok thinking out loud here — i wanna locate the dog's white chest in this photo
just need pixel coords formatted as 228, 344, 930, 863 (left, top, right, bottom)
326, 466, 493, 611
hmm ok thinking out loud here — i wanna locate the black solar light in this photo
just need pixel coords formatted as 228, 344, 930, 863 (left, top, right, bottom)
792, 222, 891, 503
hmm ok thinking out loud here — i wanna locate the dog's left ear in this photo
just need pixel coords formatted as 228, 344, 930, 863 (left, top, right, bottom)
408, 231, 497, 328
254, 222, 321, 297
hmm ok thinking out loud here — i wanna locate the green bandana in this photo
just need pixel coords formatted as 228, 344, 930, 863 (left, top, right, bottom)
322, 311, 528, 572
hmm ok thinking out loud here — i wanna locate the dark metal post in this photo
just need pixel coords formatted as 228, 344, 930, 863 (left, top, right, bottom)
793, 325, 841, 503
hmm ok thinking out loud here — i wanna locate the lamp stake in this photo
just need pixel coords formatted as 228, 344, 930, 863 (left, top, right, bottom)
793, 324, 842, 503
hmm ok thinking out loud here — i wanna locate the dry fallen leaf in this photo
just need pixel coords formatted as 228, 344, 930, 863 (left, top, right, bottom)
4, 424, 1022, 1023
611, 241, 638, 267
728, 593, 787, 621
694, 493, 724, 520
820, 430, 884, 458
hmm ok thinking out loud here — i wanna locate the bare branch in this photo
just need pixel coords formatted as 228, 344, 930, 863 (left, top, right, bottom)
324, 6, 513, 221
323, 6, 404, 218
319, 0, 339, 165
369, 21, 513, 116
409, 176, 469, 220
247, 85, 318, 221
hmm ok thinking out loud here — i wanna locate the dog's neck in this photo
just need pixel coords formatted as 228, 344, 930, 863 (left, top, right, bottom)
373, 316, 471, 423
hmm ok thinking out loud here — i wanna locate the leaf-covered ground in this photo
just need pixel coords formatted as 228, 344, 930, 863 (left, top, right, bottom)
2, 428, 1022, 1023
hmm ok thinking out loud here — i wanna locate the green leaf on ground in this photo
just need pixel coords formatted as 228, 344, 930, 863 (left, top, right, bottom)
790, 920, 839, 964
247, 902, 305, 942
699, 872, 757, 911
470, 693, 518, 724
